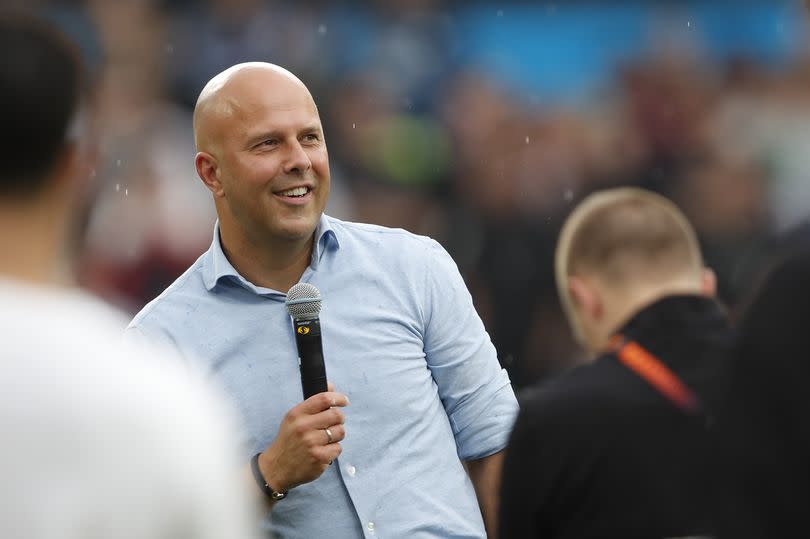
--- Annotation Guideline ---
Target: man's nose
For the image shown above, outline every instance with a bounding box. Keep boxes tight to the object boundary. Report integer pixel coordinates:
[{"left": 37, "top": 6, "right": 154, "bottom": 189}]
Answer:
[{"left": 283, "top": 140, "right": 312, "bottom": 174}]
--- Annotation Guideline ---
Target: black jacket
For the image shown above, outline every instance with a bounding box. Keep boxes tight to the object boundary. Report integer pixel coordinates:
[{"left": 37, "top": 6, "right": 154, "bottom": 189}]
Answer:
[
  {"left": 499, "top": 295, "right": 733, "bottom": 539},
  {"left": 718, "top": 250, "right": 810, "bottom": 539}
]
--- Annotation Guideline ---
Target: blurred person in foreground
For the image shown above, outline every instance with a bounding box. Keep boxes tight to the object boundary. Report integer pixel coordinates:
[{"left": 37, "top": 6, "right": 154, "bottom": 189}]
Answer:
[
  {"left": 718, "top": 248, "right": 810, "bottom": 538},
  {"left": 500, "top": 187, "right": 732, "bottom": 538},
  {"left": 0, "top": 13, "right": 257, "bottom": 539},
  {"left": 126, "top": 61, "right": 518, "bottom": 539}
]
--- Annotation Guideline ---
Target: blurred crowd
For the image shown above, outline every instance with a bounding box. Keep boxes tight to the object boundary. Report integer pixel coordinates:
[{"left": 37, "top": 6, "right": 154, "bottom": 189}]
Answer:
[{"left": 22, "top": 0, "right": 810, "bottom": 389}]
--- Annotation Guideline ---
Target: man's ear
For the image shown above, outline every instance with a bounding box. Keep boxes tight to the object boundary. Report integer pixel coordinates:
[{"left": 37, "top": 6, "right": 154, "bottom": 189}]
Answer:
[
  {"left": 195, "top": 152, "right": 223, "bottom": 196},
  {"left": 700, "top": 267, "right": 717, "bottom": 298},
  {"left": 568, "top": 276, "right": 603, "bottom": 321}
]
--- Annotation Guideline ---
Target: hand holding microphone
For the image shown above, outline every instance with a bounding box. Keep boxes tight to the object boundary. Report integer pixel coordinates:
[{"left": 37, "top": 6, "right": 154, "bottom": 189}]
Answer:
[{"left": 255, "top": 283, "right": 348, "bottom": 495}]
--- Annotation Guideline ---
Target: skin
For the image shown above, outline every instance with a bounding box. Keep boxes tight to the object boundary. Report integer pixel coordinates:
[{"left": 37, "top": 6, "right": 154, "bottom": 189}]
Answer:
[{"left": 467, "top": 451, "right": 506, "bottom": 538}]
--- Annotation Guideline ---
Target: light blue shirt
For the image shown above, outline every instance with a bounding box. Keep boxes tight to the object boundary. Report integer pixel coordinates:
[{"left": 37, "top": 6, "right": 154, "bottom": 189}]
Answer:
[{"left": 127, "top": 215, "right": 519, "bottom": 539}]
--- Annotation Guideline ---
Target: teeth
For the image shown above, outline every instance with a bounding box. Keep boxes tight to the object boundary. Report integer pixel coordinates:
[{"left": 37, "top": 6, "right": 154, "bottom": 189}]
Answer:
[{"left": 280, "top": 186, "right": 308, "bottom": 197}]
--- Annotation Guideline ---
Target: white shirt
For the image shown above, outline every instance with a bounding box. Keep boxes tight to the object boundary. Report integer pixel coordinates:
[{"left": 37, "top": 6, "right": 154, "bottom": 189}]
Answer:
[{"left": 0, "top": 278, "right": 257, "bottom": 539}]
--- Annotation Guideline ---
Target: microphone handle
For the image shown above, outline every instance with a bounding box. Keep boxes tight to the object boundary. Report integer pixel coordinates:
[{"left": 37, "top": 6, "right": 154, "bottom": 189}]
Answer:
[{"left": 293, "top": 317, "right": 328, "bottom": 399}]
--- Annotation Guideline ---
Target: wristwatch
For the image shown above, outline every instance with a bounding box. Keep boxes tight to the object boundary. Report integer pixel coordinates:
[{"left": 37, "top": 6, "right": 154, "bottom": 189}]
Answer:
[{"left": 250, "top": 452, "right": 288, "bottom": 501}]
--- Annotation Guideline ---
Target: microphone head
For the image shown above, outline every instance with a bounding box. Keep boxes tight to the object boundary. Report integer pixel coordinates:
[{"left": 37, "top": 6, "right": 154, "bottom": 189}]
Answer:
[{"left": 285, "top": 282, "right": 322, "bottom": 320}]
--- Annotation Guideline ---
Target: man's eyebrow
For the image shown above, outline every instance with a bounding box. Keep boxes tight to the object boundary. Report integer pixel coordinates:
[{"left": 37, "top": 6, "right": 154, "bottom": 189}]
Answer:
[
  {"left": 245, "top": 129, "right": 282, "bottom": 147},
  {"left": 299, "top": 123, "right": 324, "bottom": 134},
  {"left": 245, "top": 124, "right": 323, "bottom": 146}
]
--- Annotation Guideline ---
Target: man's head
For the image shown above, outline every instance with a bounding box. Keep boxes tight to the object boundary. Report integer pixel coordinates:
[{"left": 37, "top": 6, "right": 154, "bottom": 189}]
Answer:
[
  {"left": 0, "top": 13, "right": 96, "bottom": 284},
  {"left": 555, "top": 187, "right": 716, "bottom": 353},
  {"left": 193, "top": 62, "right": 330, "bottom": 248},
  {"left": 0, "top": 13, "right": 87, "bottom": 199}
]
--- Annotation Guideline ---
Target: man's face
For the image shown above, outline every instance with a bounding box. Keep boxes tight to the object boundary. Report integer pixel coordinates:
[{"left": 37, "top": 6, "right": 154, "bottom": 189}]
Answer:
[{"left": 212, "top": 72, "right": 330, "bottom": 245}]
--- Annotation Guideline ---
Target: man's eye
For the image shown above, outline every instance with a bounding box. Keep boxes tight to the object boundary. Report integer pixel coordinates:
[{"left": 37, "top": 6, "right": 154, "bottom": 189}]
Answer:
[
  {"left": 261, "top": 139, "right": 278, "bottom": 146},
  {"left": 303, "top": 134, "right": 319, "bottom": 141}
]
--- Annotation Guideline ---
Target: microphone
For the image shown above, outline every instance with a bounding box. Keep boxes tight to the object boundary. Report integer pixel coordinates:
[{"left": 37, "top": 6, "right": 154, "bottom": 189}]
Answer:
[{"left": 285, "top": 282, "right": 328, "bottom": 400}]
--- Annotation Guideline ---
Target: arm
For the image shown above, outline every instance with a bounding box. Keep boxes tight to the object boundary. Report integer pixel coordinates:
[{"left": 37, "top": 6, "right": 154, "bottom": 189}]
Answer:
[
  {"left": 243, "top": 463, "right": 279, "bottom": 511},
  {"left": 466, "top": 450, "right": 506, "bottom": 539},
  {"left": 420, "top": 239, "right": 519, "bottom": 459},
  {"left": 419, "top": 240, "right": 519, "bottom": 534}
]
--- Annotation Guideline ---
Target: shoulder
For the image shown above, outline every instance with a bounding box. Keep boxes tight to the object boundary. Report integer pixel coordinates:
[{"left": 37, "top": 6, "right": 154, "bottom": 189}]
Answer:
[
  {"left": 0, "top": 280, "right": 129, "bottom": 338},
  {"left": 326, "top": 217, "right": 457, "bottom": 289},
  {"left": 128, "top": 253, "right": 208, "bottom": 331},
  {"left": 328, "top": 215, "right": 444, "bottom": 256},
  {"left": 1, "top": 286, "right": 227, "bottom": 426}
]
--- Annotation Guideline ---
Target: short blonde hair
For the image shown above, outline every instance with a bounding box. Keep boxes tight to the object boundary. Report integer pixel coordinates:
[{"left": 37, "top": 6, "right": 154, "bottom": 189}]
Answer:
[{"left": 555, "top": 187, "right": 704, "bottom": 333}]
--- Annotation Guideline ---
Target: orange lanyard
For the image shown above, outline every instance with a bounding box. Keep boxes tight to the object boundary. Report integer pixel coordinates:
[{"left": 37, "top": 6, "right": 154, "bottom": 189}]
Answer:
[{"left": 607, "top": 335, "right": 701, "bottom": 414}]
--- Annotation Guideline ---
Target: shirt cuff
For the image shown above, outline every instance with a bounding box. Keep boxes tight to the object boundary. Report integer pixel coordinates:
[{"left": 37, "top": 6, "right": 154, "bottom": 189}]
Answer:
[{"left": 449, "top": 368, "right": 520, "bottom": 460}]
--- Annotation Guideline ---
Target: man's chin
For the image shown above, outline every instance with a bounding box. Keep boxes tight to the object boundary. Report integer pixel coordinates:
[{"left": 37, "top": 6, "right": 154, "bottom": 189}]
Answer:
[{"left": 273, "top": 218, "right": 320, "bottom": 242}]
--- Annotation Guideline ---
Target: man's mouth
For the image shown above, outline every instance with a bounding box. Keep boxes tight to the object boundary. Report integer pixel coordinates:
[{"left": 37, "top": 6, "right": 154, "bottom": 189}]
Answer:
[{"left": 277, "top": 186, "right": 311, "bottom": 198}]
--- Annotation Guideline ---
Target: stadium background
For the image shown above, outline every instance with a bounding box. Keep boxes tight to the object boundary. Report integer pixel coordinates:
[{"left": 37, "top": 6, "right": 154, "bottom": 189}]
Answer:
[{"left": 27, "top": 0, "right": 810, "bottom": 389}]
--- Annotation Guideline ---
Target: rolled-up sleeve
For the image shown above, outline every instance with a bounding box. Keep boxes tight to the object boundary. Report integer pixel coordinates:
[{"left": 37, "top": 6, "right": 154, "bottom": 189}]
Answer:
[{"left": 421, "top": 239, "right": 519, "bottom": 460}]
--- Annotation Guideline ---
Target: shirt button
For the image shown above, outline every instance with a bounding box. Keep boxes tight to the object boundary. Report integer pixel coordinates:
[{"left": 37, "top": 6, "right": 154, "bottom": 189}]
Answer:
[
  {"left": 346, "top": 465, "right": 356, "bottom": 477},
  {"left": 367, "top": 522, "right": 375, "bottom": 532}
]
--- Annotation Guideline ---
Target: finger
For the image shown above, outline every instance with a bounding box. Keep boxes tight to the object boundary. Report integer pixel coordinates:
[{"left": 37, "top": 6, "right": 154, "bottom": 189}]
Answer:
[
  {"left": 300, "top": 391, "right": 349, "bottom": 414},
  {"left": 327, "top": 381, "right": 335, "bottom": 392},
  {"left": 314, "top": 442, "right": 342, "bottom": 465},
  {"left": 323, "top": 424, "right": 346, "bottom": 444},
  {"left": 308, "top": 406, "right": 345, "bottom": 430},
  {"left": 308, "top": 425, "right": 342, "bottom": 447}
]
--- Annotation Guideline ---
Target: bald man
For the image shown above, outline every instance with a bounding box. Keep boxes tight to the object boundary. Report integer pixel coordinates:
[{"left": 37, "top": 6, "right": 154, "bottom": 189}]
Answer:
[
  {"left": 128, "top": 62, "right": 518, "bottom": 538},
  {"left": 499, "top": 187, "right": 732, "bottom": 538}
]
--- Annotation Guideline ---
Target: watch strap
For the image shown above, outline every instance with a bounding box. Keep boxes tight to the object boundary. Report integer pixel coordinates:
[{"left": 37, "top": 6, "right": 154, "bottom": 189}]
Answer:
[{"left": 250, "top": 452, "right": 287, "bottom": 501}]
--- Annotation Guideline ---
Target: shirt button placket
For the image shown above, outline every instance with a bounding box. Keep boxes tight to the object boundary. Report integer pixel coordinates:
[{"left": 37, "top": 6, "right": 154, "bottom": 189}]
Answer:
[{"left": 344, "top": 464, "right": 375, "bottom": 536}]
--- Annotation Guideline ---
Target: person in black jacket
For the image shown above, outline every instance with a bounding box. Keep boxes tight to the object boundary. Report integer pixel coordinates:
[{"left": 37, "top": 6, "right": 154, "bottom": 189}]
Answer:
[
  {"left": 499, "top": 187, "right": 732, "bottom": 539},
  {"left": 718, "top": 248, "right": 810, "bottom": 539}
]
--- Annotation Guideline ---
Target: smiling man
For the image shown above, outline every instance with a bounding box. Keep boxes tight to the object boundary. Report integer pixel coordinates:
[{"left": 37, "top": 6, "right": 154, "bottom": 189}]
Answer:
[{"left": 128, "top": 63, "right": 518, "bottom": 538}]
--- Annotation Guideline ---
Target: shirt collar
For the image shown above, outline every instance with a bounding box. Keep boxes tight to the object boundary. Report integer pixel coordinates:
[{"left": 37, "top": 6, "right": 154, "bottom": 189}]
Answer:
[{"left": 202, "top": 214, "right": 339, "bottom": 293}]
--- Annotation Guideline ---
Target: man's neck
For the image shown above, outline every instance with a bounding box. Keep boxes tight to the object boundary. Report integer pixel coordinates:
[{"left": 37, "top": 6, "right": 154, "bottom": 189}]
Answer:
[
  {"left": 598, "top": 279, "right": 704, "bottom": 347},
  {"left": 219, "top": 227, "right": 316, "bottom": 293},
  {"left": 0, "top": 201, "right": 72, "bottom": 286}
]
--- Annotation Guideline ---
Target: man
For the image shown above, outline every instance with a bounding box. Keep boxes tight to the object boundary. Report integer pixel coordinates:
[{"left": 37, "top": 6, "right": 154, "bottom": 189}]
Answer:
[
  {"left": 718, "top": 248, "right": 810, "bottom": 538},
  {"left": 0, "top": 14, "right": 256, "bottom": 539},
  {"left": 127, "top": 62, "right": 518, "bottom": 538},
  {"left": 499, "top": 187, "right": 732, "bottom": 538}
]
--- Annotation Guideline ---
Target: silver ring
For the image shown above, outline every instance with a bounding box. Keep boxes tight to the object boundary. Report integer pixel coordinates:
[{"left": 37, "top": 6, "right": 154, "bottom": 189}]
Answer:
[{"left": 324, "top": 428, "right": 333, "bottom": 444}]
